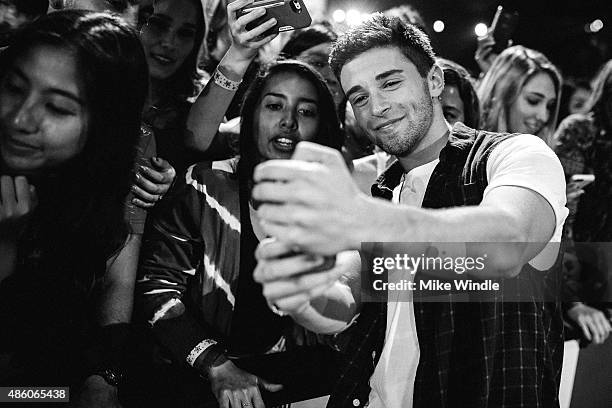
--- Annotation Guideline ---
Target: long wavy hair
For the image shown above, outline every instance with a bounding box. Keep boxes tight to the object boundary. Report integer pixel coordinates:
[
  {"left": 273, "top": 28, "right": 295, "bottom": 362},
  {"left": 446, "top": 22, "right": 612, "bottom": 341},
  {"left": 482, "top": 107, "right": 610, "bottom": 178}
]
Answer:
[
  {"left": 478, "top": 45, "right": 562, "bottom": 144},
  {"left": 237, "top": 60, "right": 343, "bottom": 189},
  {"left": 0, "top": 10, "right": 148, "bottom": 288},
  {"left": 582, "top": 60, "right": 612, "bottom": 132}
]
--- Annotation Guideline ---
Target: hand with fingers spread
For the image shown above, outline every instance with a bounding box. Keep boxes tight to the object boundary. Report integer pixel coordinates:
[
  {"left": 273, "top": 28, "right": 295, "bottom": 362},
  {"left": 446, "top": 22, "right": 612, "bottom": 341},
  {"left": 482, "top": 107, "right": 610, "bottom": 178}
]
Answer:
[
  {"left": 207, "top": 359, "right": 282, "bottom": 408},
  {"left": 252, "top": 141, "right": 374, "bottom": 255},
  {"left": 0, "top": 175, "right": 37, "bottom": 237},
  {"left": 568, "top": 303, "right": 612, "bottom": 345},
  {"left": 131, "top": 157, "right": 176, "bottom": 209},
  {"left": 475, "top": 31, "right": 498, "bottom": 74}
]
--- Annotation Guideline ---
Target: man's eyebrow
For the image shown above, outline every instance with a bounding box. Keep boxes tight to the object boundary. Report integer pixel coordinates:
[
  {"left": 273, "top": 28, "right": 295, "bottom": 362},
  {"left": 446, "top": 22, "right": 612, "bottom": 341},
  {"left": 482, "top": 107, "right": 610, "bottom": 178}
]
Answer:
[
  {"left": 375, "top": 69, "right": 404, "bottom": 81},
  {"left": 345, "top": 85, "right": 363, "bottom": 101},
  {"left": 345, "top": 69, "right": 405, "bottom": 101}
]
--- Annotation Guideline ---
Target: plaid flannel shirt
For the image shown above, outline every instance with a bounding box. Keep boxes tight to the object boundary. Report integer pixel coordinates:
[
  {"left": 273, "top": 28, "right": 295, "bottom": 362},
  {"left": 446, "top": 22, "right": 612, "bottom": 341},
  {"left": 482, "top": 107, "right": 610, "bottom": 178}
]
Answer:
[{"left": 327, "top": 123, "right": 564, "bottom": 408}]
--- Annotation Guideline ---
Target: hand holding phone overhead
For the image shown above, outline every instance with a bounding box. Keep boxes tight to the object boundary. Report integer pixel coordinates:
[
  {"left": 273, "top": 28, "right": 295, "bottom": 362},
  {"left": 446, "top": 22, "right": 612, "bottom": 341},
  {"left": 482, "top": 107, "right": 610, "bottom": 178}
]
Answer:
[{"left": 236, "top": 0, "right": 312, "bottom": 37}]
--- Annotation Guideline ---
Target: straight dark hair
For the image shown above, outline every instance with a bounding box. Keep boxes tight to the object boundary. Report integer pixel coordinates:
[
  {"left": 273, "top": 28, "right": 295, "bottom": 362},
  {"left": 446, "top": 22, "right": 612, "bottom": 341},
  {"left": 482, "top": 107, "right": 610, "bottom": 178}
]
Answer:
[
  {"left": 0, "top": 10, "right": 148, "bottom": 287},
  {"left": 238, "top": 60, "right": 343, "bottom": 189}
]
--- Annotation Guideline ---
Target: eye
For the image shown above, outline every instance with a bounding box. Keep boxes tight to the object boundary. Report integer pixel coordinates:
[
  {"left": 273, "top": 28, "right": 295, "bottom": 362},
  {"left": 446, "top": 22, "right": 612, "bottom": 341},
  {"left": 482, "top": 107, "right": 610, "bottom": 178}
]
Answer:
[
  {"left": 146, "top": 16, "right": 169, "bottom": 33},
  {"left": 351, "top": 94, "right": 368, "bottom": 107},
  {"left": 383, "top": 79, "right": 401, "bottom": 89},
  {"left": 443, "top": 108, "right": 458, "bottom": 122},
  {"left": 298, "top": 107, "right": 318, "bottom": 117},
  {"left": 177, "top": 28, "right": 196, "bottom": 39},
  {"left": 46, "top": 103, "right": 76, "bottom": 116},
  {"left": 526, "top": 96, "right": 542, "bottom": 106},
  {"left": 265, "top": 103, "right": 282, "bottom": 111}
]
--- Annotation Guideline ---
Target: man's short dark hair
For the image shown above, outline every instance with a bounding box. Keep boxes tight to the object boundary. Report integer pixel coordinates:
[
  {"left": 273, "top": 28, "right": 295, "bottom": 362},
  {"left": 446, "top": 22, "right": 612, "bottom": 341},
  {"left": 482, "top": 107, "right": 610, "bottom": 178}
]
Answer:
[{"left": 329, "top": 13, "right": 436, "bottom": 80}]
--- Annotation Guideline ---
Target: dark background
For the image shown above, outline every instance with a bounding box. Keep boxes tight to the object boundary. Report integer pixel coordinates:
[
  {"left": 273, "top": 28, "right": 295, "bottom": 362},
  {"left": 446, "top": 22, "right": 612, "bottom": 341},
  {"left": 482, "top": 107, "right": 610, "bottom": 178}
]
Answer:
[{"left": 327, "top": 0, "right": 610, "bottom": 80}]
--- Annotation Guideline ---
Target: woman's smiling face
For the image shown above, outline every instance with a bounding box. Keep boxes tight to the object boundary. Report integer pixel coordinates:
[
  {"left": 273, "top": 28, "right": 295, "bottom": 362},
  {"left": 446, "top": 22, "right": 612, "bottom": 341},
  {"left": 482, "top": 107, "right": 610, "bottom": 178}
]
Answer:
[{"left": 0, "top": 45, "right": 89, "bottom": 175}]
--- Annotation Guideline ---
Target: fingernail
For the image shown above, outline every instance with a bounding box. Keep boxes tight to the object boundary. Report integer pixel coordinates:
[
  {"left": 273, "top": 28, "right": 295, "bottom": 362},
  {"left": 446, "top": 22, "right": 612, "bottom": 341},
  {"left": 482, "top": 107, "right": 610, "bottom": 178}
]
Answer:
[
  {"left": 270, "top": 18, "right": 277, "bottom": 24},
  {"left": 132, "top": 198, "right": 138, "bottom": 204},
  {"left": 139, "top": 165, "right": 148, "bottom": 173}
]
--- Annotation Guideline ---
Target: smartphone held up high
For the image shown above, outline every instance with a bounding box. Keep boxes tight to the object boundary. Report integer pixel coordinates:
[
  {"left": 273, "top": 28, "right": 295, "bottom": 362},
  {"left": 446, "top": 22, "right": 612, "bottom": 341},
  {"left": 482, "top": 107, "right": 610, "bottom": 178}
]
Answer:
[{"left": 237, "top": 0, "right": 312, "bottom": 37}]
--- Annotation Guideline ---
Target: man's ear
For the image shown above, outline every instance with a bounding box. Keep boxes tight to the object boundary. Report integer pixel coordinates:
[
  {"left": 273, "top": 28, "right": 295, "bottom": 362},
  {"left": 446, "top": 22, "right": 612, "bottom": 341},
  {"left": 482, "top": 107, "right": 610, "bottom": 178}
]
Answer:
[{"left": 427, "top": 64, "right": 445, "bottom": 98}]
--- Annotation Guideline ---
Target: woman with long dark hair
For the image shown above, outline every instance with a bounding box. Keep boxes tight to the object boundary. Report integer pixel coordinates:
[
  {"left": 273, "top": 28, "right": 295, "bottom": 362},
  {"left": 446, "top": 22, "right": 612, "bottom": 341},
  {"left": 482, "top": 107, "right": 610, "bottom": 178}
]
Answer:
[
  {"left": 0, "top": 7, "right": 148, "bottom": 400},
  {"left": 136, "top": 60, "right": 343, "bottom": 408}
]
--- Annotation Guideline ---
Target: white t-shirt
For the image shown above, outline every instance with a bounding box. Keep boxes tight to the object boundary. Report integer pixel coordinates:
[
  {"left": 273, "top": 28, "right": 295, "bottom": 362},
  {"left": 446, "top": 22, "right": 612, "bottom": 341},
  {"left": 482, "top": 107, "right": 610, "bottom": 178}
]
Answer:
[{"left": 367, "top": 134, "right": 568, "bottom": 408}]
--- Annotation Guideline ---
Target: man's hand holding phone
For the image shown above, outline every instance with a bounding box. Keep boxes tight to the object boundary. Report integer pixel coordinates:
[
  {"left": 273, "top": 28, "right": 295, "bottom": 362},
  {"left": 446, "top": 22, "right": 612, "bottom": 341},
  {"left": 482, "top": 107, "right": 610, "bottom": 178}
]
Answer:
[{"left": 253, "top": 142, "right": 372, "bottom": 255}]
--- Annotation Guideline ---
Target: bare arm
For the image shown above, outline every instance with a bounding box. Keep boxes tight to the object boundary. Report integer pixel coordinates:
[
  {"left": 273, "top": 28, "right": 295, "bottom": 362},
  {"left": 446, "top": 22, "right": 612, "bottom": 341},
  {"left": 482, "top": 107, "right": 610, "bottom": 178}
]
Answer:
[
  {"left": 185, "top": 0, "right": 278, "bottom": 153},
  {"left": 253, "top": 142, "right": 561, "bottom": 278},
  {"left": 98, "top": 234, "right": 142, "bottom": 325}
]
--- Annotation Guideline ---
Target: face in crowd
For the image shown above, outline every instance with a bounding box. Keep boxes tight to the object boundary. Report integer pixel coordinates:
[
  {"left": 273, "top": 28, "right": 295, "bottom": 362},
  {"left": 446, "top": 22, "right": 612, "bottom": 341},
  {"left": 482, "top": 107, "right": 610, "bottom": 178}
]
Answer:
[
  {"left": 254, "top": 71, "right": 320, "bottom": 161},
  {"left": 139, "top": 0, "right": 198, "bottom": 81},
  {"left": 440, "top": 84, "right": 464, "bottom": 125},
  {"left": 568, "top": 86, "right": 591, "bottom": 115},
  {"left": 507, "top": 71, "right": 557, "bottom": 136},
  {"left": 296, "top": 42, "right": 344, "bottom": 108},
  {"left": 49, "top": 0, "right": 138, "bottom": 25},
  {"left": 0, "top": 44, "right": 89, "bottom": 175},
  {"left": 340, "top": 47, "right": 436, "bottom": 157}
]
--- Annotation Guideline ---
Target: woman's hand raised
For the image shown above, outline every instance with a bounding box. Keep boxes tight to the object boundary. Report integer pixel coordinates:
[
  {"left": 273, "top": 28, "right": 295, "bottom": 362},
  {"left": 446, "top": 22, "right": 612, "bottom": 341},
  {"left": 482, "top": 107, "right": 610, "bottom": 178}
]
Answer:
[
  {"left": 0, "top": 175, "right": 37, "bottom": 237},
  {"left": 225, "top": 0, "right": 279, "bottom": 65}
]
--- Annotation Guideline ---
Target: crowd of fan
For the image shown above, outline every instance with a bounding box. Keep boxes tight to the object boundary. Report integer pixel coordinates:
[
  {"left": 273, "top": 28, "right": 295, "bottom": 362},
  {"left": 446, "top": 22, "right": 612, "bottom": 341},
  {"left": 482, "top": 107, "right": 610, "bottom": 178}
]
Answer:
[{"left": 0, "top": 1, "right": 611, "bottom": 407}]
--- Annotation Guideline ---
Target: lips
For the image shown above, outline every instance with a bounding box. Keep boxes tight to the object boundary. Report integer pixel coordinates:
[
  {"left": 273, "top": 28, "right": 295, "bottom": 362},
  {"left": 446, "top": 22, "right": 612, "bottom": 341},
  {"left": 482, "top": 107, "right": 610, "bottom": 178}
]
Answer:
[
  {"left": 374, "top": 116, "right": 404, "bottom": 131},
  {"left": 271, "top": 135, "right": 298, "bottom": 153},
  {"left": 150, "top": 52, "right": 176, "bottom": 66},
  {"left": 3, "top": 135, "right": 40, "bottom": 153}
]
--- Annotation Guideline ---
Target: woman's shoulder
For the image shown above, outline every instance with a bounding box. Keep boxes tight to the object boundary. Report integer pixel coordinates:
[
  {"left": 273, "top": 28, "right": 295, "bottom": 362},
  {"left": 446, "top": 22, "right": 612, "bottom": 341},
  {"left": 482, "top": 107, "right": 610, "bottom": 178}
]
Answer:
[{"left": 179, "top": 160, "right": 239, "bottom": 198}]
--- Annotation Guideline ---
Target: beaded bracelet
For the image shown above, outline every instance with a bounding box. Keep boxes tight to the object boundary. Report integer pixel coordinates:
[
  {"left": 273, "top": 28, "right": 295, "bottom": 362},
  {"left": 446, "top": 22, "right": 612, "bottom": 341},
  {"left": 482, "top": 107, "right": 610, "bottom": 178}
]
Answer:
[
  {"left": 213, "top": 68, "right": 242, "bottom": 92},
  {"left": 186, "top": 338, "right": 218, "bottom": 367}
]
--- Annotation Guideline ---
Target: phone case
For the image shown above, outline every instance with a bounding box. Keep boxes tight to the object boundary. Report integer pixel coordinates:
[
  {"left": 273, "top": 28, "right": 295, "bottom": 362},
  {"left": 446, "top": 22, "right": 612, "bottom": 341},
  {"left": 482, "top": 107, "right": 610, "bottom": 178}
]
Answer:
[{"left": 238, "top": 0, "right": 312, "bottom": 36}]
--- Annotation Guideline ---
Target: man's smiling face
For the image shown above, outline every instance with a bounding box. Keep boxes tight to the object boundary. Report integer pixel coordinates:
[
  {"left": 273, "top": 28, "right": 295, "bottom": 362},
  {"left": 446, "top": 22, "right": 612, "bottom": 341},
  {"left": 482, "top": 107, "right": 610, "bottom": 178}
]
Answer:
[{"left": 340, "top": 47, "right": 434, "bottom": 157}]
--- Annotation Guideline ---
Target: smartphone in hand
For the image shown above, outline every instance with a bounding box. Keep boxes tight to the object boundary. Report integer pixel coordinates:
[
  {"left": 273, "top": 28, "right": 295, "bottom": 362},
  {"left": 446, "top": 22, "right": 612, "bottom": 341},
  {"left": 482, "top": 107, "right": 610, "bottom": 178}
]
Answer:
[{"left": 237, "top": 0, "right": 312, "bottom": 37}]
